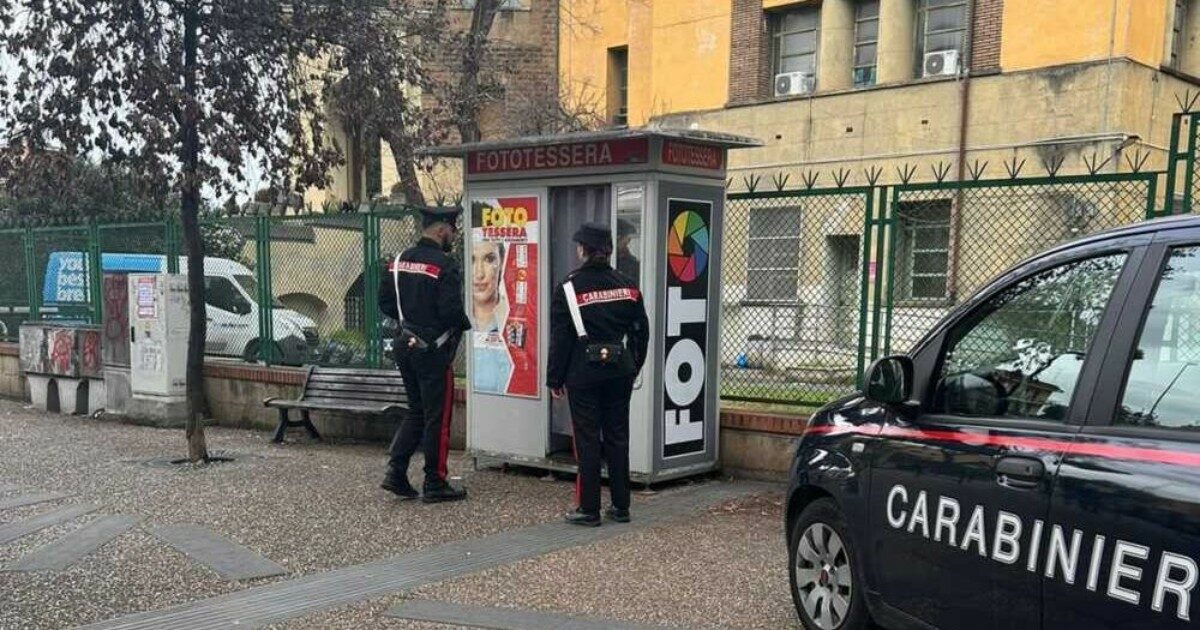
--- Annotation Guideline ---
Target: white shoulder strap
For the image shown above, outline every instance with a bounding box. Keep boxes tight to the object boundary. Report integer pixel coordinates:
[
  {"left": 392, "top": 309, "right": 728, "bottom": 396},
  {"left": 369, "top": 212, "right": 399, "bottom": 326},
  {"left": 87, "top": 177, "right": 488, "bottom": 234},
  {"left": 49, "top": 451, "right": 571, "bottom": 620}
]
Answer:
[
  {"left": 392, "top": 254, "right": 405, "bottom": 322},
  {"left": 562, "top": 281, "right": 587, "bottom": 339}
]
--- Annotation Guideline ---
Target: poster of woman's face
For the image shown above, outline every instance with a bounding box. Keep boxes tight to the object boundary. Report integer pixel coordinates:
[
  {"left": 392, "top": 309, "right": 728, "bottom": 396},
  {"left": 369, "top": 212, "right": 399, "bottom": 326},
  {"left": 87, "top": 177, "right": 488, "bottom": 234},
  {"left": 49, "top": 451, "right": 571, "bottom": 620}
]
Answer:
[{"left": 472, "top": 241, "right": 506, "bottom": 331}]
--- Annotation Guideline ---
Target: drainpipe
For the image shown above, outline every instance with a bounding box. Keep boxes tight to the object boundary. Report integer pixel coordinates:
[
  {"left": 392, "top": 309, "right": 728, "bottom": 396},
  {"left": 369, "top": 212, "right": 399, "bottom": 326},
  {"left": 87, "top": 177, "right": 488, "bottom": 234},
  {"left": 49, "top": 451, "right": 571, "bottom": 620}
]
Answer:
[{"left": 949, "top": 0, "right": 977, "bottom": 302}]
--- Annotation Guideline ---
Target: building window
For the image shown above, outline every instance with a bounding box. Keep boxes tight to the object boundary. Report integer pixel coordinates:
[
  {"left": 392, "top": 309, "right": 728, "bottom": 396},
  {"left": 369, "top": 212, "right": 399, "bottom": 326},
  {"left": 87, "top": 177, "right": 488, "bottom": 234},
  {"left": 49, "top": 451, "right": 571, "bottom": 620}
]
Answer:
[
  {"left": 747, "top": 206, "right": 803, "bottom": 302},
  {"left": 770, "top": 6, "right": 820, "bottom": 91},
  {"left": 854, "top": 1, "right": 880, "bottom": 87},
  {"left": 897, "top": 200, "right": 951, "bottom": 301},
  {"left": 608, "top": 47, "right": 629, "bottom": 126},
  {"left": 916, "top": 0, "right": 968, "bottom": 77},
  {"left": 1170, "top": 0, "right": 1189, "bottom": 69}
]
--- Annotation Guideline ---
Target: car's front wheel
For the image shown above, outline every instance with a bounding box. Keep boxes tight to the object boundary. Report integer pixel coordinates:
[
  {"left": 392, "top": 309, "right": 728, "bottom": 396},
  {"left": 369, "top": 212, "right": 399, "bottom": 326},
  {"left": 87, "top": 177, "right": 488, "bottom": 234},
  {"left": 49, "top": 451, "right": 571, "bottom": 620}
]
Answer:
[{"left": 789, "top": 498, "right": 870, "bottom": 630}]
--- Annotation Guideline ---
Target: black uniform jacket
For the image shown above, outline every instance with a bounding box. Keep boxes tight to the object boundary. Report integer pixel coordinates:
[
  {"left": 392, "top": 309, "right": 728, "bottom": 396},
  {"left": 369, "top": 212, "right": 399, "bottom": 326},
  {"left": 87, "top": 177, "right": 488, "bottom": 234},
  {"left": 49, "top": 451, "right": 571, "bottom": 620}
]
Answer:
[
  {"left": 547, "top": 260, "right": 650, "bottom": 389},
  {"left": 378, "top": 238, "right": 472, "bottom": 357}
]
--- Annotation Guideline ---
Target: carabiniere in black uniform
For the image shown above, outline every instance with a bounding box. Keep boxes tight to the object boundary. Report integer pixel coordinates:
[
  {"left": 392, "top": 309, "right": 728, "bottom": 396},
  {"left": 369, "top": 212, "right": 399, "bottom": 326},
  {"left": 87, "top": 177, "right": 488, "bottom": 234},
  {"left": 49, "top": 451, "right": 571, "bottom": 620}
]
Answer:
[
  {"left": 378, "top": 206, "right": 472, "bottom": 503},
  {"left": 548, "top": 222, "right": 650, "bottom": 527}
]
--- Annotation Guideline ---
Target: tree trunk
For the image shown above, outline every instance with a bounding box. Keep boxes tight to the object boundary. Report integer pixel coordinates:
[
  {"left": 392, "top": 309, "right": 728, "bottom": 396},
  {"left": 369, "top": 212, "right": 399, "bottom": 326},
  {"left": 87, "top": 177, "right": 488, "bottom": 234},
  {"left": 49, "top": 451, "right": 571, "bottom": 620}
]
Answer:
[
  {"left": 457, "top": 0, "right": 501, "bottom": 144},
  {"left": 181, "top": 1, "right": 209, "bottom": 462},
  {"left": 383, "top": 129, "right": 426, "bottom": 206}
]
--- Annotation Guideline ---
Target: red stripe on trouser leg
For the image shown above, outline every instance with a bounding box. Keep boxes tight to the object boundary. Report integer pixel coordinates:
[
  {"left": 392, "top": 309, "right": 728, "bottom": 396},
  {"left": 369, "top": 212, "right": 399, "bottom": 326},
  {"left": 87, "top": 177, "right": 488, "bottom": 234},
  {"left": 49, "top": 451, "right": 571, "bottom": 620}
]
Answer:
[
  {"left": 570, "top": 434, "right": 581, "bottom": 507},
  {"left": 438, "top": 368, "right": 452, "bottom": 481}
]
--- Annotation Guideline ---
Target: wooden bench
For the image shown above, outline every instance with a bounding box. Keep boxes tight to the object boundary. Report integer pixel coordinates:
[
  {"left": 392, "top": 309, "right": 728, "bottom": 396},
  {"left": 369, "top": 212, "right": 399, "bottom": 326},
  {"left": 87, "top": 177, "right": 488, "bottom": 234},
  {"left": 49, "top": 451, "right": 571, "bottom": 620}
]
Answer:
[{"left": 263, "top": 366, "right": 408, "bottom": 443}]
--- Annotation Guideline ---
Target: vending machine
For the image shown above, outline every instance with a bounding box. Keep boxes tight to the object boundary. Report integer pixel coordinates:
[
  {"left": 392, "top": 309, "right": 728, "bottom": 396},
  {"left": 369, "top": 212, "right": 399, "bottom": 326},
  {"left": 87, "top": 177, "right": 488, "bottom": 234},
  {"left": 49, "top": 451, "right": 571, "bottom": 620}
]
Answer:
[
  {"left": 427, "top": 129, "right": 759, "bottom": 482},
  {"left": 127, "top": 273, "right": 189, "bottom": 424}
]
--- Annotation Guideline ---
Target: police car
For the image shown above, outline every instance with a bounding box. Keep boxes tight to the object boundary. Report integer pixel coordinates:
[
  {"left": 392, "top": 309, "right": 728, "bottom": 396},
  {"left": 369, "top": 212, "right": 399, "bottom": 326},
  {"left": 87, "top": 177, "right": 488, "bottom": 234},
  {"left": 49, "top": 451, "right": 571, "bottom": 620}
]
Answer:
[{"left": 787, "top": 216, "right": 1200, "bottom": 630}]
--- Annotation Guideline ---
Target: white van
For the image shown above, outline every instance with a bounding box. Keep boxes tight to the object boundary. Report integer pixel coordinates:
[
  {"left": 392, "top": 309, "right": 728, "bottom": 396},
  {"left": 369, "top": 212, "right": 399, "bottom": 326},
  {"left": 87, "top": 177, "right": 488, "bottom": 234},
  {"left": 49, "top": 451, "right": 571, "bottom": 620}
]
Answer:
[{"left": 43, "top": 252, "right": 317, "bottom": 364}]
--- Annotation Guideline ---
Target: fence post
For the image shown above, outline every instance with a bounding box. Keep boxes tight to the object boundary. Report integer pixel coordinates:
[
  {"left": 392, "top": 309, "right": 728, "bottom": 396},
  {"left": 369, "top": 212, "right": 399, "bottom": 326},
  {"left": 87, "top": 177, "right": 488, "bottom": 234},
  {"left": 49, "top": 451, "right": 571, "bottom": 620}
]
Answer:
[
  {"left": 87, "top": 221, "right": 102, "bottom": 325},
  {"left": 1147, "top": 172, "right": 1160, "bottom": 220},
  {"left": 1185, "top": 114, "right": 1198, "bottom": 216},
  {"left": 165, "top": 217, "right": 180, "bottom": 273},
  {"left": 363, "top": 210, "right": 381, "bottom": 367},
  {"left": 254, "top": 216, "right": 275, "bottom": 365},
  {"left": 23, "top": 227, "right": 39, "bottom": 322},
  {"left": 855, "top": 188, "right": 876, "bottom": 389},
  {"left": 1165, "top": 112, "right": 1183, "bottom": 217},
  {"left": 881, "top": 186, "right": 900, "bottom": 357},
  {"left": 869, "top": 187, "right": 889, "bottom": 362}
]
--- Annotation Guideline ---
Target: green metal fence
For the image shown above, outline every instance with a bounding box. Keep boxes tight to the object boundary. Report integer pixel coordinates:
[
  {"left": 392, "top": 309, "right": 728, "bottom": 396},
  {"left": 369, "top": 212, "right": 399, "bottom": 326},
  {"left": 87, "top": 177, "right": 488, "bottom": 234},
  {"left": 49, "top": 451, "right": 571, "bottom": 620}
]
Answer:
[{"left": 8, "top": 107, "right": 1200, "bottom": 405}]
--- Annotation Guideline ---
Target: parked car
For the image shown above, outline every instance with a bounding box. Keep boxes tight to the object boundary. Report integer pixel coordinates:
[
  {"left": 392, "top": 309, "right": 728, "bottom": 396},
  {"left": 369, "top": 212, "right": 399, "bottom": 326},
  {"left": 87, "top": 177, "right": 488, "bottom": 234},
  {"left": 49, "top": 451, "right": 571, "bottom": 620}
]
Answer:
[
  {"left": 787, "top": 215, "right": 1200, "bottom": 630},
  {"left": 43, "top": 252, "right": 317, "bottom": 365}
]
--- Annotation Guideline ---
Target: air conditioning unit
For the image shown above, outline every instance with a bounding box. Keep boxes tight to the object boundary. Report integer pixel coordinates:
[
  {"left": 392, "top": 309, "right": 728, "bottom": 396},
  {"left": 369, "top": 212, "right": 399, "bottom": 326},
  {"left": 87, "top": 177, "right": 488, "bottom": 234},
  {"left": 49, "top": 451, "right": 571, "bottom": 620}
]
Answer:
[
  {"left": 774, "top": 71, "right": 815, "bottom": 97},
  {"left": 923, "top": 50, "right": 961, "bottom": 78}
]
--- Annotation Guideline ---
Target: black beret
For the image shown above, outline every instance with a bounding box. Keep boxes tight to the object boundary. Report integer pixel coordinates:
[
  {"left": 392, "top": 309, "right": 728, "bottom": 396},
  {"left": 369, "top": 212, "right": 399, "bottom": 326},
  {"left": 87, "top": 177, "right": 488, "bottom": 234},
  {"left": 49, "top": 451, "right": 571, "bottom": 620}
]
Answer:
[
  {"left": 419, "top": 205, "right": 463, "bottom": 229},
  {"left": 572, "top": 221, "right": 613, "bottom": 250}
]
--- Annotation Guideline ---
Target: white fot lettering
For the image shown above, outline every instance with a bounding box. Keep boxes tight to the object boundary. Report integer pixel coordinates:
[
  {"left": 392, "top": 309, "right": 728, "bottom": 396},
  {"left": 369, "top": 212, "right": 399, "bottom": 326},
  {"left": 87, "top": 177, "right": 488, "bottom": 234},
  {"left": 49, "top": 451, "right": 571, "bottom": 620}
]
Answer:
[
  {"left": 666, "top": 286, "right": 706, "bottom": 336},
  {"left": 993, "top": 511, "right": 1023, "bottom": 565},
  {"left": 907, "top": 491, "right": 930, "bottom": 538},
  {"left": 1045, "top": 525, "right": 1084, "bottom": 585},
  {"left": 664, "top": 338, "right": 704, "bottom": 406},
  {"left": 960, "top": 505, "right": 988, "bottom": 557},
  {"left": 1108, "top": 540, "right": 1151, "bottom": 606},
  {"left": 934, "top": 497, "right": 961, "bottom": 546},
  {"left": 1152, "top": 552, "right": 1198, "bottom": 621},
  {"left": 886, "top": 485, "right": 909, "bottom": 529}
]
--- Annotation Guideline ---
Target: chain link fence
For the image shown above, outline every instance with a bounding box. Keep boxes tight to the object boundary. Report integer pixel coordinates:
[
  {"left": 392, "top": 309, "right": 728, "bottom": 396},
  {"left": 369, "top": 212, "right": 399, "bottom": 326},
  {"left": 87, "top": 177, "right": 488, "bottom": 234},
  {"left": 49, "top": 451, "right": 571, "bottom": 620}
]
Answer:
[{"left": 722, "top": 188, "right": 873, "bottom": 404}]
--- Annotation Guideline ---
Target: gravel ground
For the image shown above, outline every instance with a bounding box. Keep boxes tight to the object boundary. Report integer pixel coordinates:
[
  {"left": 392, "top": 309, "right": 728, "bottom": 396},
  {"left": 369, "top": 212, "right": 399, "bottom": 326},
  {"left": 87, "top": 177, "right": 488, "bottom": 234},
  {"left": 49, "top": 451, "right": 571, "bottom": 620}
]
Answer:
[
  {"left": 0, "top": 399, "right": 573, "bottom": 629},
  {"left": 0, "top": 400, "right": 794, "bottom": 630},
  {"left": 270, "top": 494, "right": 799, "bottom": 630}
]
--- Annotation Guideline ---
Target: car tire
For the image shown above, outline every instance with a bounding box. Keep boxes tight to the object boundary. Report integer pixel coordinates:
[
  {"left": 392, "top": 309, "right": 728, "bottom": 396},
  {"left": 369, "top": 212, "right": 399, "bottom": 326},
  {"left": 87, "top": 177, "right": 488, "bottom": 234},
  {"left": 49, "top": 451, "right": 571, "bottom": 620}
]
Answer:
[
  {"left": 242, "top": 340, "right": 260, "bottom": 363},
  {"left": 789, "top": 498, "right": 871, "bottom": 630}
]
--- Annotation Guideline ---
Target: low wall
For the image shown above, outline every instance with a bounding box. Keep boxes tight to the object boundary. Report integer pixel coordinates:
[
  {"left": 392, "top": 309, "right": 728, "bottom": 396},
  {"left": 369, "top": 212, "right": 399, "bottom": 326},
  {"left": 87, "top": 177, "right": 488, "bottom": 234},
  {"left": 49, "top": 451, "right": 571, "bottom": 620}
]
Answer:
[{"left": 0, "top": 343, "right": 804, "bottom": 479}]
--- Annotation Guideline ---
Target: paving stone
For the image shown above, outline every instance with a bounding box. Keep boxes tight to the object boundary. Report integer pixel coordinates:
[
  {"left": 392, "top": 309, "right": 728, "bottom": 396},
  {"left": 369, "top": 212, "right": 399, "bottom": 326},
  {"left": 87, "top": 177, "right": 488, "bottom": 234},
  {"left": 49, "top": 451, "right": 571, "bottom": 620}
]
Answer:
[
  {"left": 0, "top": 492, "right": 69, "bottom": 511},
  {"left": 150, "top": 524, "right": 287, "bottom": 581},
  {"left": 0, "top": 503, "right": 99, "bottom": 545},
  {"left": 76, "top": 482, "right": 764, "bottom": 630},
  {"left": 7, "top": 515, "right": 139, "bottom": 571},
  {"left": 386, "top": 599, "right": 682, "bottom": 630}
]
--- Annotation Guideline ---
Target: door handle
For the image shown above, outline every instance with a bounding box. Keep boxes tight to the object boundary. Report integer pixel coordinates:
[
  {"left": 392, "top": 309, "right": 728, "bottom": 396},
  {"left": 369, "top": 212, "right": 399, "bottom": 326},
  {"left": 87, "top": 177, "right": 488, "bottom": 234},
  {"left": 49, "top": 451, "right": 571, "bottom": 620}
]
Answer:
[{"left": 996, "top": 456, "right": 1045, "bottom": 489}]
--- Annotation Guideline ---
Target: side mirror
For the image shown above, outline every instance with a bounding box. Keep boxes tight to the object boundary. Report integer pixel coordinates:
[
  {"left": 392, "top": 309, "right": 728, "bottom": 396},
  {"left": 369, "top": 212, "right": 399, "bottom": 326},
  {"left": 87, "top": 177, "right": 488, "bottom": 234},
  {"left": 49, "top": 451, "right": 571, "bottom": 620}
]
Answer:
[{"left": 865, "top": 355, "right": 914, "bottom": 405}]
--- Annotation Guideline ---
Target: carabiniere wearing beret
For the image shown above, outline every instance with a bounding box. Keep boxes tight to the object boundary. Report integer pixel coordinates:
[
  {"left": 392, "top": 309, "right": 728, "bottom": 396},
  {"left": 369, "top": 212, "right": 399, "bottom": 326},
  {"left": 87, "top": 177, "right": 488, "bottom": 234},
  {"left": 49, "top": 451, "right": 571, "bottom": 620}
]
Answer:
[{"left": 548, "top": 221, "right": 650, "bottom": 527}]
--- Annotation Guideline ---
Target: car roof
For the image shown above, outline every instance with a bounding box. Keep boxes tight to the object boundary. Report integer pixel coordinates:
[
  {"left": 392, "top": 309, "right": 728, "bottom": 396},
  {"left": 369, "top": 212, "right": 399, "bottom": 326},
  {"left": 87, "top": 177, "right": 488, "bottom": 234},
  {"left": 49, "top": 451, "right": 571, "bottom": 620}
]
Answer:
[{"left": 1022, "top": 214, "right": 1200, "bottom": 266}]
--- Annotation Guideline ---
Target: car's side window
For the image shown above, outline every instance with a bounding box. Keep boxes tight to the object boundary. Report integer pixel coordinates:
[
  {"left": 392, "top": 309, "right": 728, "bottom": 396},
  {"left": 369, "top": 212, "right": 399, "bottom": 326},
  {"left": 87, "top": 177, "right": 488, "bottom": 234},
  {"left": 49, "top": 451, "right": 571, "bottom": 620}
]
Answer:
[
  {"left": 1117, "top": 246, "right": 1200, "bottom": 430},
  {"left": 205, "top": 276, "right": 251, "bottom": 315},
  {"left": 932, "top": 254, "right": 1127, "bottom": 421}
]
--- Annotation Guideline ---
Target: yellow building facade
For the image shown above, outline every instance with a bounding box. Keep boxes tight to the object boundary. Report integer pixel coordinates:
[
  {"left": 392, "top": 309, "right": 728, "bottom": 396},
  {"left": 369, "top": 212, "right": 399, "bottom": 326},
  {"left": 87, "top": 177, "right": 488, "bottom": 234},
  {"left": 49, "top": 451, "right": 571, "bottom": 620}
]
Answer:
[{"left": 560, "top": 0, "right": 1200, "bottom": 184}]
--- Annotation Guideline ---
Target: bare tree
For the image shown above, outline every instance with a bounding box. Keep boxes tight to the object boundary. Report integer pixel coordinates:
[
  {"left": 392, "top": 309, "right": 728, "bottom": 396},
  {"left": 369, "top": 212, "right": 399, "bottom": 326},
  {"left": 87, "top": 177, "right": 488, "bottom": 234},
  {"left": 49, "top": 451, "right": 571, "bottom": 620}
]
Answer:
[{"left": 0, "top": 1, "right": 418, "bottom": 461}]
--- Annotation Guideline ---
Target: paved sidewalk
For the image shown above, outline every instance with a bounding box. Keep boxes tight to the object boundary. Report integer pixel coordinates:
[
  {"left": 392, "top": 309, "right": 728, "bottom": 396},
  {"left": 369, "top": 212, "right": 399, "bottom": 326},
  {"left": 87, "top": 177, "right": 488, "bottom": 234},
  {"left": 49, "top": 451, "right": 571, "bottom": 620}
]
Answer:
[{"left": 0, "top": 399, "right": 797, "bottom": 629}]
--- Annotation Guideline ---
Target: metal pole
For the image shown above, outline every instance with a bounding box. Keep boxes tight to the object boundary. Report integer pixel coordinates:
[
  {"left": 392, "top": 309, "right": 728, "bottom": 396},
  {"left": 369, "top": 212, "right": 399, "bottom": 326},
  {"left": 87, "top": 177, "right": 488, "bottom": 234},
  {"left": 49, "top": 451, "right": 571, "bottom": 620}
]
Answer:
[
  {"left": 363, "top": 211, "right": 381, "bottom": 367},
  {"left": 1164, "top": 112, "right": 1183, "bottom": 216},
  {"left": 87, "top": 221, "right": 102, "bottom": 325},
  {"left": 1185, "top": 113, "right": 1198, "bottom": 215},
  {"left": 165, "top": 218, "right": 180, "bottom": 273},
  {"left": 855, "top": 189, "right": 875, "bottom": 389},
  {"left": 869, "top": 187, "right": 888, "bottom": 362},
  {"left": 882, "top": 187, "right": 899, "bottom": 356},
  {"left": 24, "top": 228, "right": 39, "bottom": 322}
]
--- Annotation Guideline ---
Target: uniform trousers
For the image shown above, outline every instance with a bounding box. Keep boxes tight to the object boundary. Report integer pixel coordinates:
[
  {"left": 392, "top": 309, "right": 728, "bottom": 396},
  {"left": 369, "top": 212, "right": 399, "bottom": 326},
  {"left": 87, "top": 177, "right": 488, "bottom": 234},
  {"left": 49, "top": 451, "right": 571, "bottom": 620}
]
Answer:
[
  {"left": 568, "top": 376, "right": 634, "bottom": 514},
  {"left": 389, "top": 347, "right": 454, "bottom": 484}
]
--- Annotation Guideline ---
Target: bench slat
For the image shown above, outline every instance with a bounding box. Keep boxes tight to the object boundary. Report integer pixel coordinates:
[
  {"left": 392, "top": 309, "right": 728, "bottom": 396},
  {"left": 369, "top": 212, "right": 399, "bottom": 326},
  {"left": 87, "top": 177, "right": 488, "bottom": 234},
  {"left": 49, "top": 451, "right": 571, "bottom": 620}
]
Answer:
[
  {"left": 311, "top": 368, "right": 405, "bottom": 378},
  {"left": 299, "top": 397, "right": 405, "bottom": 410},
  {"left": 268, "top": 399, "right": 403, "bottom": 412},
  {"left": 309, "top": 374, "right": 405, "bottom": 386},
  {"left": 306, "top": 382, "right": 401, "bottom": 395},
  {"left": 302, "top": 390, "right": 407, "bottom": 403}
]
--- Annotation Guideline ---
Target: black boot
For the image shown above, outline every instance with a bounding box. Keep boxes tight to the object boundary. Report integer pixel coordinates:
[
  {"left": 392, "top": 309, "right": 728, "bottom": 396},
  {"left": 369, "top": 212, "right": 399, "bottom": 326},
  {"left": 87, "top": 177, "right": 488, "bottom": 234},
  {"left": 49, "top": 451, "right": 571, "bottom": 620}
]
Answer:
[
  {"left": 381, "top": 471, "right": 419, "bottom": 500},
  {"left": 422, "top": 480, "right": 467, "bottom": 503},
  {"left": 605, "top": 507, "right": 631, "bottom": 523},
  {"left": 565, "top": 508, "right": 601, "bottom": 527}
]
